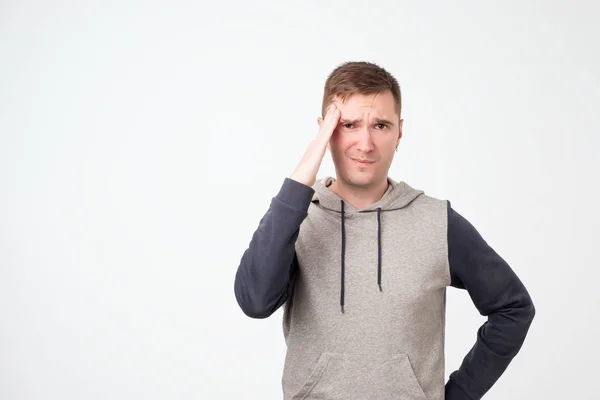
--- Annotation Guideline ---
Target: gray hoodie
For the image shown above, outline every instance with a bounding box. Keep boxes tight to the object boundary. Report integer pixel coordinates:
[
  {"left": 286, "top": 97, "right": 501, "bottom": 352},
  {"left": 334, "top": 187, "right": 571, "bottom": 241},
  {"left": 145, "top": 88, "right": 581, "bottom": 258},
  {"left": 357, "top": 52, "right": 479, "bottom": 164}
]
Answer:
[{"left": 234, "top": 177, "right": 535, "bottom": 400}]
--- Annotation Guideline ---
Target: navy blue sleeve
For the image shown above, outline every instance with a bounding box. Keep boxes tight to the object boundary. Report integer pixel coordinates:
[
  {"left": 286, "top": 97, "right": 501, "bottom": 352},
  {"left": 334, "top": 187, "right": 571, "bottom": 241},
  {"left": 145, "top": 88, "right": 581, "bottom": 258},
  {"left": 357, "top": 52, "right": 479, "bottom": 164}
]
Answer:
[
  {"left": 233, "top": 178, "right": 314, "bottom": 319},
  {"left": 444, "top": 201, "right": 535, "bottom": 400}
]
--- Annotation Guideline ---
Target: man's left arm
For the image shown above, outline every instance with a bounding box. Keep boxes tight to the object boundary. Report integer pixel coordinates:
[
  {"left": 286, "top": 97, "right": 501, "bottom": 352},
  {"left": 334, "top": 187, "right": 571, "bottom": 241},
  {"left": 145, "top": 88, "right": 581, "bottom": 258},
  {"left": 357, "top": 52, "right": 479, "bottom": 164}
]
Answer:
[{"left": 444, "top": 201, "right": 536, "bottom": 400}]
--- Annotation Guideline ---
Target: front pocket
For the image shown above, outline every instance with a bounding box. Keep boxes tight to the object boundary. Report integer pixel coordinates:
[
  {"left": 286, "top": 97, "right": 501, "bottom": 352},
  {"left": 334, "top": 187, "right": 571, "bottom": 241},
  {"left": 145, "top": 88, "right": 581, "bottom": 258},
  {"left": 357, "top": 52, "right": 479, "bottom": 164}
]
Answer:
[{"left": 292, "top": 352, "right": 428, "bottom": 400}]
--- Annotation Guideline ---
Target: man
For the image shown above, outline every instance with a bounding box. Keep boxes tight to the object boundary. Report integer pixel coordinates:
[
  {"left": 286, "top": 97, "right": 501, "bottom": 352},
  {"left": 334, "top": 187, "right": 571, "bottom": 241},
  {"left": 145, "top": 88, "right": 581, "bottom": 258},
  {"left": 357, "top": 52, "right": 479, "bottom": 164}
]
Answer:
[{"left": 234, "top": 61, "right": 535, "bottom": 400}]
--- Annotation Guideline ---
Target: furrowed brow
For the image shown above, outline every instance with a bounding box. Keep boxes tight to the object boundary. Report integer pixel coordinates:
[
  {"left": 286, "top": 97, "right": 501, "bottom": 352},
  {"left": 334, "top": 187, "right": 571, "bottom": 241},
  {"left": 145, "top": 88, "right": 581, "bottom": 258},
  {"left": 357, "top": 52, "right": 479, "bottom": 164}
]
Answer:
[{"left": 339, "top": 118, "right": 361, "bottom": 125}]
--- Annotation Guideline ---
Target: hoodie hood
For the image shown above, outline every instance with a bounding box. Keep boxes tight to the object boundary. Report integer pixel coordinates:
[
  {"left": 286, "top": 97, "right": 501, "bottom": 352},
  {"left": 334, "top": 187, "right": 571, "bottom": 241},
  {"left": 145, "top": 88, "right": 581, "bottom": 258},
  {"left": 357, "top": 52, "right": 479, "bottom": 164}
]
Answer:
[
  {"left": 312, "top": 176, "right": 424, "bottom": 213},
  {"left": 310, "top": 177, "right": 424, "bottom": 313}
]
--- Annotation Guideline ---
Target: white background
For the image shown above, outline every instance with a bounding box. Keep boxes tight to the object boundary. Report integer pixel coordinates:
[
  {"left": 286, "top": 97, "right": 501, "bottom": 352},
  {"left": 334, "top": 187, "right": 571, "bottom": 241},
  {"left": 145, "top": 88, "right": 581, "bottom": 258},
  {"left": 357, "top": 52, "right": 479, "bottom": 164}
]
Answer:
[{"left": 1, "top": 1, "right": 599, "bottom": 399}]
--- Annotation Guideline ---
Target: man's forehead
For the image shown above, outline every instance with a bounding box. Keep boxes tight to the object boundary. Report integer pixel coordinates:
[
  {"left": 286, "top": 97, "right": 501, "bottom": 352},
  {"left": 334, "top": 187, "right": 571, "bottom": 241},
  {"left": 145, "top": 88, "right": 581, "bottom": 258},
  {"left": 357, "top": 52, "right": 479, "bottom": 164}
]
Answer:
[
  {"left": 332, "top": 94, "right": 397, "bottom": 116},
  {"left": 335, "top": 103, "right": 396, "bottom": 122}
]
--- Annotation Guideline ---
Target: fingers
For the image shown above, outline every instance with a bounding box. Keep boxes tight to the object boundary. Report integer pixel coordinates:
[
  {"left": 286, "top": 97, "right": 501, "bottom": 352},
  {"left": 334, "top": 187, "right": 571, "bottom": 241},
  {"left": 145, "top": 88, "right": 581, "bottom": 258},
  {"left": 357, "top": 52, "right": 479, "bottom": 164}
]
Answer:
[
  {"left": 325, "top": 104, "right": 341, "bottom": 125},
  {"left": 319, "top": 104, "right": 341, "bottom": 141},
  {"left": 289, "top": 104, "right": 341, "bottom": 187}
]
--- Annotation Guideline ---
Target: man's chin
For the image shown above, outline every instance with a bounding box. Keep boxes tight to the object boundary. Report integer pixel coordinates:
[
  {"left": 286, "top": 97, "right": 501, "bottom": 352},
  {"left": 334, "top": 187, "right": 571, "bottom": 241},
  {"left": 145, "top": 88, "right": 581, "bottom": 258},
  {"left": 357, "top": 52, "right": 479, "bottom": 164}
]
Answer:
[{"left": 342, "top": 172, "right": 378, "bottom": 188}]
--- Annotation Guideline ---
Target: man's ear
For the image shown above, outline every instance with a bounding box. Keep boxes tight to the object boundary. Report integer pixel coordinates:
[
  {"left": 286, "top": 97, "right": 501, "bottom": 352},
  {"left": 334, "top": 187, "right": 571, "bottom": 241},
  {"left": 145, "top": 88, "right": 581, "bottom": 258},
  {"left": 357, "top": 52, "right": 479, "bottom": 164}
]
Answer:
[{"left": 397, "top": 118, "right": 404, "bottom": 146}]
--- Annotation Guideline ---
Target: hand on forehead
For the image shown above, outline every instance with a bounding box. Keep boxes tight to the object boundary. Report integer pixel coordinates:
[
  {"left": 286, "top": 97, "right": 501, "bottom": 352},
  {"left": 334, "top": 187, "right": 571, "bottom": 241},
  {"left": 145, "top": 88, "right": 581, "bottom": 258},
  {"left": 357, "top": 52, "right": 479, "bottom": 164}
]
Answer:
[{"left": 331, "top": 92, "right": 399, "bottom": 126}]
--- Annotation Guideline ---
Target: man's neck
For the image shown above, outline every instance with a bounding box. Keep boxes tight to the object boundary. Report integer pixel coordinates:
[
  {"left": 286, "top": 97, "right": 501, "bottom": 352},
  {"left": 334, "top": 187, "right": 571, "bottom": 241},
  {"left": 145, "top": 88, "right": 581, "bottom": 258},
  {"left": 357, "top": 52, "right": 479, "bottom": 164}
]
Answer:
[{"left": 329, "top": 178, "right": 389, "bottom": 210}]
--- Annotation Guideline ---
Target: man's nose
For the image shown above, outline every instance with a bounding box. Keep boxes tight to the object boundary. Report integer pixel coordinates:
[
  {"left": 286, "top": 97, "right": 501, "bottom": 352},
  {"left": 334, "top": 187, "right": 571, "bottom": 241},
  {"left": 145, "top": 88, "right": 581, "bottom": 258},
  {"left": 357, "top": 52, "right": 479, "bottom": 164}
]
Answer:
[{"left": 356, "top": 127, "right": 375, "bottom": 152}]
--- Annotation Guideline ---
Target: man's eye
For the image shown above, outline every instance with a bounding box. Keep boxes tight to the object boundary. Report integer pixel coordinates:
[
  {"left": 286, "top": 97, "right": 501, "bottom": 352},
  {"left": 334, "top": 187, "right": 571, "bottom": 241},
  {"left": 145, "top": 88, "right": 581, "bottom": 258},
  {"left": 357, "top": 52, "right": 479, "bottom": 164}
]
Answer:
[
  {"left": 342, "top": 123, "right": 353, "bottom": 128},
  {"left": 376, "top": 123, "right": 387, "bottom": 129}
]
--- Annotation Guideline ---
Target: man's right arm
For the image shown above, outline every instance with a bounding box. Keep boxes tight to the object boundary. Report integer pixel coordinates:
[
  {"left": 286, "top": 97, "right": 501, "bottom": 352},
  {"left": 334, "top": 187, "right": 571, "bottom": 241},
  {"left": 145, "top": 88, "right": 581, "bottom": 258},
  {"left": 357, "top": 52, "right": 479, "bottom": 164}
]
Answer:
[
  {"left": 235, "top": 104, "right": 341, "bottom": 318},
  {"left": 233, "top": 178, "right": 315, "bottom": 319}
]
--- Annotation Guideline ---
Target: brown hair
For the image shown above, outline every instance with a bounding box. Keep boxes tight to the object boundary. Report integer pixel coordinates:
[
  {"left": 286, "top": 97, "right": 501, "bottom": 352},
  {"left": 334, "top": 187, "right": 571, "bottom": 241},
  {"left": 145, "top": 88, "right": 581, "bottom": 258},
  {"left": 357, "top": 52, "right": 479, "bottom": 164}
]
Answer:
[{"left": 321, "top": 61, "right": 402, "bottom": 118}]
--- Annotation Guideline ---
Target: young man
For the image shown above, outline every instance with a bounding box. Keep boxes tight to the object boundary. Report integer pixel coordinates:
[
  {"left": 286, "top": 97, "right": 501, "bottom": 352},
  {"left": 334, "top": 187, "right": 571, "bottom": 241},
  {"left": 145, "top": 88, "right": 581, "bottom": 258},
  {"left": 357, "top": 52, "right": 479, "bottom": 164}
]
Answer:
[{"left": 234, "top": 61, "right": 535, "bottom": 400}]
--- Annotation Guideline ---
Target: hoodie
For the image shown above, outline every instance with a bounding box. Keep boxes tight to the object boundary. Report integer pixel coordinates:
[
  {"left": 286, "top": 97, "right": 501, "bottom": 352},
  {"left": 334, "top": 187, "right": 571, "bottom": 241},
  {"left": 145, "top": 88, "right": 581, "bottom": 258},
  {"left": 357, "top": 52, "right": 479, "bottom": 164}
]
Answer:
[{"left": 234, "top": 177, "right": 535, "bottom": 400}]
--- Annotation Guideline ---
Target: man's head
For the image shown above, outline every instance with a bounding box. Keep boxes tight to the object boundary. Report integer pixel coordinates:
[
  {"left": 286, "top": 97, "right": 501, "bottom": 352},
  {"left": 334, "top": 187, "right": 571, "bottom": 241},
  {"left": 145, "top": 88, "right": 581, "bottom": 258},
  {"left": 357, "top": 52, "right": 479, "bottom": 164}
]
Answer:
[{"left": 318, "top": 61, "right": 403, "bottom": 193}]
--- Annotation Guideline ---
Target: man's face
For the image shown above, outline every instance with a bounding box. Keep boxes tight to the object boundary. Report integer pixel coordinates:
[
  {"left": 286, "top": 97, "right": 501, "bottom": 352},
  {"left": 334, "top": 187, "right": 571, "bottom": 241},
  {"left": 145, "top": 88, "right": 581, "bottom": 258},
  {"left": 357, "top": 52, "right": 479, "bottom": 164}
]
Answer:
[{"left": 319, "top": 91, "right": 402, "bottom": 190}]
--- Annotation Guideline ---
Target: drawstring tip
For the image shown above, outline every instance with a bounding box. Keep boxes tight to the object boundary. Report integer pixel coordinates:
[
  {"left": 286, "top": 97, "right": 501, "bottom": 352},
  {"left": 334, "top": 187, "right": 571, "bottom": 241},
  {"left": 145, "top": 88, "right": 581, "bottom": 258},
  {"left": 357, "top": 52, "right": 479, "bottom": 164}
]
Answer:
[
  {"left": 378, "top": 283, "right": 383, "bottom": 292},
  {"left": 340, "top": 305, "right": 345, "bottom": 314}
]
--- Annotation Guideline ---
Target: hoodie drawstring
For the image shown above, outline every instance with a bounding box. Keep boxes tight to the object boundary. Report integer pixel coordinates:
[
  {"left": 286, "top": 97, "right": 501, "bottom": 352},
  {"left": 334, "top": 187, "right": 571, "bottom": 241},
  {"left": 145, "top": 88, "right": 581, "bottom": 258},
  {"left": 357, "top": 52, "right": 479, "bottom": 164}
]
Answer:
[
  {"left": 340, "top": 200, "right": 346, "bottom": 314},
  {"left": 339, "top": 200, "right": 383, "bottom": 313},
  {"left": 377, "top": 207, "right": 382, "bottom": 291}
]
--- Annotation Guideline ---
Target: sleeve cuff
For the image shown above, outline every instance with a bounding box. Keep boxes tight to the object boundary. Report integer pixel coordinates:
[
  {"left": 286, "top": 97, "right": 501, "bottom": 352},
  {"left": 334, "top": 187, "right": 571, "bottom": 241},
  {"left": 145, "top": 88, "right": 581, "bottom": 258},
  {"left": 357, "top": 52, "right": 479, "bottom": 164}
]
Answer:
[{"left": 445, "top": 379, "right": 474, "bottom": 400}]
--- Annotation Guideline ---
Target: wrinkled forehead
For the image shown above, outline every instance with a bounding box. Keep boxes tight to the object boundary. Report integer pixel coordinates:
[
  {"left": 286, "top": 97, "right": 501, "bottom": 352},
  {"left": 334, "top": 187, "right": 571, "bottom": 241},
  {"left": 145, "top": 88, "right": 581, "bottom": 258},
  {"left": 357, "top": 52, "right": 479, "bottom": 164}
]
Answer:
[{"left": 332, "top": 92, "right": 399, "bottom": 122}]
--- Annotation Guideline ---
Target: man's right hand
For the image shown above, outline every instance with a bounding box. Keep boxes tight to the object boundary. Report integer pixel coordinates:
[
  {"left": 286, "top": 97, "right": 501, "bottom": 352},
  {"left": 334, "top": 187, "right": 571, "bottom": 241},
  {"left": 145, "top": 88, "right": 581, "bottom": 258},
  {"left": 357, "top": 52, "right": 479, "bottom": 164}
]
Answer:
[{"left": 289, "top": 104, "right": 341, "bottom": 187}]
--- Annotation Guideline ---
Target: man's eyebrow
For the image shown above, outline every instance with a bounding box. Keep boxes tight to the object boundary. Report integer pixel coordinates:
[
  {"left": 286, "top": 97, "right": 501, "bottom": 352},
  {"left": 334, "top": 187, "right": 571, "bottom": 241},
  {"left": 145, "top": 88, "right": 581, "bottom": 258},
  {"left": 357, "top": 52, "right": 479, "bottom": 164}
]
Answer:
[
  {"left": 376, "top": 118, "right": 395, "bottom": 126},
  {"left": 339, "top": 118, "right": 361, "bottom": 124},
  {"left": 338, "top": 117, "right": 396, "bottom": 125}
]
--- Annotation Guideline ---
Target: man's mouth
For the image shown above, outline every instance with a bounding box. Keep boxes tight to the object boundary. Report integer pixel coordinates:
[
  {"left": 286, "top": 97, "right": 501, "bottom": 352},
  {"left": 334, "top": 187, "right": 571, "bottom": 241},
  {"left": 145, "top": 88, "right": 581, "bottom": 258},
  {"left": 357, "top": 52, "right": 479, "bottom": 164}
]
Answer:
[{"left": 351, "top": 158, "right": 375, "bottom": 164}]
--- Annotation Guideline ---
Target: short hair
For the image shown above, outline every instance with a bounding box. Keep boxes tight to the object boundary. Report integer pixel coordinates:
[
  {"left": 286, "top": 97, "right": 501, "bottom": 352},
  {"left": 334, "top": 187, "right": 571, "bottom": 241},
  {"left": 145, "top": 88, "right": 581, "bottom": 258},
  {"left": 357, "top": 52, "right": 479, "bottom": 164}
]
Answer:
[{"left": 321, "top": 61, "right": 402, "bottom": 118}]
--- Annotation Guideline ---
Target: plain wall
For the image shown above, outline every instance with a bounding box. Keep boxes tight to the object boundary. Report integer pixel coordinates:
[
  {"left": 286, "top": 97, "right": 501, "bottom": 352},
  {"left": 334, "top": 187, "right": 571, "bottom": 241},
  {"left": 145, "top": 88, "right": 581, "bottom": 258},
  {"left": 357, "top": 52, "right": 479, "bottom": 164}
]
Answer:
[{"left": 1, "top": 1, "right": 599, "bottom": 399}]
